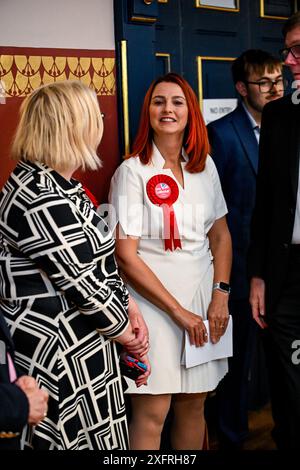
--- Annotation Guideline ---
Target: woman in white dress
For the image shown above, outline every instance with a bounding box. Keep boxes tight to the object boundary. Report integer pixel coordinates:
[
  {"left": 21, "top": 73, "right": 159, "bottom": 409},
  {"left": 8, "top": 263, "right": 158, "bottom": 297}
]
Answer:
[{"left": 109, "top": 73, "right": 232, "bottom": 450}]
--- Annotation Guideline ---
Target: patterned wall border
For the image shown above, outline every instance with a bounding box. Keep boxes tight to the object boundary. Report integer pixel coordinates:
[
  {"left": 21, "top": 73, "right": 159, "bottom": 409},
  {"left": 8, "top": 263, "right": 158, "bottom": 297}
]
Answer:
[{"left": 0, "top": 47, "right": 115, "bottom": 98}]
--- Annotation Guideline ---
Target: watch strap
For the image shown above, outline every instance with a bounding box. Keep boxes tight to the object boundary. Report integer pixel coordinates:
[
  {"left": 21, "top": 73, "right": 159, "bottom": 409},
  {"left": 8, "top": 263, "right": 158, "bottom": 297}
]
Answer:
[{"left": 213, "top": 282, "right": 231, "bottom": 294}]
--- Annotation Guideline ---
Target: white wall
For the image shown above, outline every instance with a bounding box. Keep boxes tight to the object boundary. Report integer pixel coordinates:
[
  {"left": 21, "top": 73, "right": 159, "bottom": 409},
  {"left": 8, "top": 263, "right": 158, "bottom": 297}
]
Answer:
[{"left": 0, "top": 0, "right": 115, "bottom": 50}]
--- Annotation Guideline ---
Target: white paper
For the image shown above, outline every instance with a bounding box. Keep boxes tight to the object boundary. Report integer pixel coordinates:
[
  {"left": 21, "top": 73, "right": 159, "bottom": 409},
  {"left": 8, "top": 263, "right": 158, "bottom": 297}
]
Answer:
[{"left": 183, "top": 315, "right": 233, "bottom": 368}]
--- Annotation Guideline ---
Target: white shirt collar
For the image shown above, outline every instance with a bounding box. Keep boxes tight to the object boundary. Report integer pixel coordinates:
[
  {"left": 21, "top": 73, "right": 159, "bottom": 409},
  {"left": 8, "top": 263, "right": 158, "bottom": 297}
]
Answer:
[
  {"left": 242, "top": 102, "right": 259, "bottom": 131},
  {"left": 241, "top": 102, "right": 260, "bottom": 142},
  {"left": 151, "top": 141, "right": 189, "bottom": 169}
]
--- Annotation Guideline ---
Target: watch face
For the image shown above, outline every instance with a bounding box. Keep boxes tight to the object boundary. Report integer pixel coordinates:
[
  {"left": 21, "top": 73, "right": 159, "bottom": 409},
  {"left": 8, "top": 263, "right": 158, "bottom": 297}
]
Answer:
[{"left": 219, "top": 282, "right": 230, "bottom": 292}]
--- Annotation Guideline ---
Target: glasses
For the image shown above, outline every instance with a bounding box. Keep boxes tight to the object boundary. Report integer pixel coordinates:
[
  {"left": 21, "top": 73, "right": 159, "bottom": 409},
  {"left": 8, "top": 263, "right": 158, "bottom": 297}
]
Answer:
[
  {"left": 280, "top": 44, "right": 300, "bottom": 61},
  {"left": 245, "top": 78, "right": 287, "bottom": 93}
]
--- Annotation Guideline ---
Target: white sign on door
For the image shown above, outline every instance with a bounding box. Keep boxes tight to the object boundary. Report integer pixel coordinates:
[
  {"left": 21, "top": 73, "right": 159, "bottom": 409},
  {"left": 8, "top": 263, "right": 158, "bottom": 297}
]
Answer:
[{"left": 203, "top": 98, "right": 237, "bottom": 124}]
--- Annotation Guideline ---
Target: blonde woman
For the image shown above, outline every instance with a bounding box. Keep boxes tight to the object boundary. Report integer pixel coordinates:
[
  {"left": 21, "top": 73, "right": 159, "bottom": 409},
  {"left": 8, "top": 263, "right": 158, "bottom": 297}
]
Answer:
[{"left": 0, "top": 81, "right": 149, "bottom": 450}]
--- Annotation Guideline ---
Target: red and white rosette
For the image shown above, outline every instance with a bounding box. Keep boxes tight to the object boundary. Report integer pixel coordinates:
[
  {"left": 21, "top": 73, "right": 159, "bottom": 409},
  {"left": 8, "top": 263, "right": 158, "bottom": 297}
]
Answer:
[{"left": 146, "top": 174, "right": 182, "bottom": 251}]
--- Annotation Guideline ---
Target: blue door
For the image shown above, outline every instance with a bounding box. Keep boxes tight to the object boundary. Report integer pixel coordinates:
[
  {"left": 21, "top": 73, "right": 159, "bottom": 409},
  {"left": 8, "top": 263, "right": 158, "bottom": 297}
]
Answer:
[{"left": 114, "top": 0, "right": 295, "bottom": 155}]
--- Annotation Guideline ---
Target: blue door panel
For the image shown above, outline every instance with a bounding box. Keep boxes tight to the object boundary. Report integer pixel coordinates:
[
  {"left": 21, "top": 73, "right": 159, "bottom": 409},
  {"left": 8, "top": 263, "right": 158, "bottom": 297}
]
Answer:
[{"left": 114, "top": 0, "right": 295, "bottom": 156}]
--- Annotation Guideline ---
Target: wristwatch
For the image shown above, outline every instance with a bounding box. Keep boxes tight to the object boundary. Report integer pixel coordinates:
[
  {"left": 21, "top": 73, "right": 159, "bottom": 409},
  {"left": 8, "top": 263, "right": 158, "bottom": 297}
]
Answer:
[{"left": 213, "top": 282, "right": 231, "bottom": 294}]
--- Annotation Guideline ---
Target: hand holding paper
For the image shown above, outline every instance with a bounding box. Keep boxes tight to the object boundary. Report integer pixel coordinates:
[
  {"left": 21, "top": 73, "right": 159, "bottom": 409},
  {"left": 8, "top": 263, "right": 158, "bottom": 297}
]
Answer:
[{"left": 183, "top": 315, "right": 233, "bottom": 368}]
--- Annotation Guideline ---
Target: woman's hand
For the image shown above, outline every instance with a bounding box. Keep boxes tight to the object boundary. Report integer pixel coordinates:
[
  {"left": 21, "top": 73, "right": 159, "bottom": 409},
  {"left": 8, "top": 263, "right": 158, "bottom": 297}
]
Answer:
[
  {"left": 207, "top": 216, "right": 232, "bottom": 343},
  {"left": 16, "top": 376, "right": 49, "bottom": 425},
  {"left": 134, "top": 354, "right": 151, "bottom": 388},
  {"left": 124, "top": 295, "right": 149, "bottom": 357},
  {"left": 207, "top": 290, "right": 229, "bottom": 343},
  {"left": 172, "top": 306, "right": 208, "bottom": 347}
]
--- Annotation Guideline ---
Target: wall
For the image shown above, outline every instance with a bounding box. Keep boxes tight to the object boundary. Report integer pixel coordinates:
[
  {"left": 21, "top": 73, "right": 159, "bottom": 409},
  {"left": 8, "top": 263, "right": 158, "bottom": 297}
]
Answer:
[
  {"left": 0, "top": 0, "right": 118, "bottom": 203},
  {"left": 0, "top": 0, "right": 115, "bottom": 50}
]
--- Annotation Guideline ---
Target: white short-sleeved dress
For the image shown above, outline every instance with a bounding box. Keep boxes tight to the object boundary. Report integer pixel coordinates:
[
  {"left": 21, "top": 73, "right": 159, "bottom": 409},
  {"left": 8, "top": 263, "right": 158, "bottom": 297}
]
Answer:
[{"left": 109, "top": 144, "right": 228, "bottom": 394}]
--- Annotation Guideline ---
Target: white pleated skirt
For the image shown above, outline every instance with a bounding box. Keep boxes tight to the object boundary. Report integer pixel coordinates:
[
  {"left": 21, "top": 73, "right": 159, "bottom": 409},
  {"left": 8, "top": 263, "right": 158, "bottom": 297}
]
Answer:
[{"left": 125, "top": 261, "right": 228, "bottom": 394}]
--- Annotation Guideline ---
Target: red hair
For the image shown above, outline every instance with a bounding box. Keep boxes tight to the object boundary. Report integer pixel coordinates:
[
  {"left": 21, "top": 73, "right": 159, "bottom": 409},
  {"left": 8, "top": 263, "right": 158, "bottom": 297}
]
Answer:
[{"left": 126, "top": 73, "right": 210, "bottom": 173}]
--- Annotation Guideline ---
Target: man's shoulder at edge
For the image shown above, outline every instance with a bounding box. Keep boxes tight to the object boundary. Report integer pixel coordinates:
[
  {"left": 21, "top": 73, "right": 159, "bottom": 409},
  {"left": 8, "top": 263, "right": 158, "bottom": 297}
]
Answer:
[{"left": 263, "top": 92, "right": 297, "bottom": 113}]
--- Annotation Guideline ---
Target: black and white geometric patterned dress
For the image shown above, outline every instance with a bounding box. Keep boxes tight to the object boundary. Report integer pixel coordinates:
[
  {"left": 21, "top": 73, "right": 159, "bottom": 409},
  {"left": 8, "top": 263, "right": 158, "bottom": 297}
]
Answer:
[{"left": 0, "top": 161, "right": 130, "bottom": 450}]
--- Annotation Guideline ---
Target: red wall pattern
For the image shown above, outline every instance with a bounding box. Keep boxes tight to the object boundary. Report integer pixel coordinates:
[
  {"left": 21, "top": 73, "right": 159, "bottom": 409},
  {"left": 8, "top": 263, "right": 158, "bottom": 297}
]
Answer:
[{"left": 0, "top": 46, "right": 120, "bottom": 203}]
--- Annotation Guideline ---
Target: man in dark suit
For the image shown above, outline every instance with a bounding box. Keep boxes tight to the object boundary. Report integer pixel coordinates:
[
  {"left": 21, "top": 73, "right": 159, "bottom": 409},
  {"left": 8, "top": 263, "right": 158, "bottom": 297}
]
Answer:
[
  {"left": 249, "top": 13, "right": 300, "bottom": 450},
  {"left": 0, "top": 311, "right": 48, "bottom": 449},
  {"left": 207, "top": 50, "right": 284, "bottom": 449}
]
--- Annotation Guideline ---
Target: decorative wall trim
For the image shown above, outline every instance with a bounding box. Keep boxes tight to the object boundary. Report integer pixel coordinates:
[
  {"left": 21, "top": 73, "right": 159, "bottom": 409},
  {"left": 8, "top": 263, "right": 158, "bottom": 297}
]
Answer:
[
  {"left": 259, "top": 0, "right": 297, "bottom": 20},
  {"left": 0, "top": 48, "right": 115, "bottom": 97},
  {"left": 130, "top": 15, "right": 157, "bottom": 23},
  {"left": 121, "top": 40, "right": 130, "bottom": 155},
  {"left": 197, "top": 55, "right": 235, "bottom": 109},
  {"left": 155, "top": 53, "right": 171, "bottom": 73},
  {"left": 128, "top": 0, "right": 158, "bottom": 23}
]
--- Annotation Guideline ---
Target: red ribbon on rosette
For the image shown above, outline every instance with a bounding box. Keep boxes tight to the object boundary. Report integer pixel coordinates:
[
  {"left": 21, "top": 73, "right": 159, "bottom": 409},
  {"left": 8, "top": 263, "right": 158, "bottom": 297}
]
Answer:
[{"left": 146, "top": 174, "right": 182, "bottom": 251}]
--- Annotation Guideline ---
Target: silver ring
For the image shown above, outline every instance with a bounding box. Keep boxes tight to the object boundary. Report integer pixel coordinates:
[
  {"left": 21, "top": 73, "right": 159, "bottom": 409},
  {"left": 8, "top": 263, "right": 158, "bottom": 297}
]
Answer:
[{"left": 204, "top": 333, "right": 208, "bottom": 337}]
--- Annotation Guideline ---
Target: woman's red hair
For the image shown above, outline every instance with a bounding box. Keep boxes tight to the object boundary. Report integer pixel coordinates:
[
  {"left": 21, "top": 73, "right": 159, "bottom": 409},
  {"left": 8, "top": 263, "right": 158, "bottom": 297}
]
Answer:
[{"left": 126, "top": 73, "right": 210, "bottom": 173}]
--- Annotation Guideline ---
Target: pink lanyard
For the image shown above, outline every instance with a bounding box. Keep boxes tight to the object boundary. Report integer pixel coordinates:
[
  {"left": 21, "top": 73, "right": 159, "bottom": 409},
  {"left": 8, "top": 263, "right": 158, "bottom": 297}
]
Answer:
[{"left": 7, "top": 352, "right": 17, "bottom": 382}]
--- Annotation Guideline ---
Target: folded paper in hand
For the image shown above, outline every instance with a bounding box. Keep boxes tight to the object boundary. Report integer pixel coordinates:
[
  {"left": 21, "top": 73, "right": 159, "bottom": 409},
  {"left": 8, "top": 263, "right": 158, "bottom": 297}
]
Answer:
[{"left": 183, "top": 315, "right": 233, "bottom": 368}]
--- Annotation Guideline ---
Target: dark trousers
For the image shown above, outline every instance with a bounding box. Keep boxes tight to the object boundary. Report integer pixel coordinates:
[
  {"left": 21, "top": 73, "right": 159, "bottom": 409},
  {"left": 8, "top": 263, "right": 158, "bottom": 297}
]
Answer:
[
  {"left": 264, "top": 246, "right": 300, "bottom": 449},
  {"left": 0, "top": 438, "right": 21, "bottom": 450},
  {"left": 215, "top": 299, "right": 258, "bottom": 446}
]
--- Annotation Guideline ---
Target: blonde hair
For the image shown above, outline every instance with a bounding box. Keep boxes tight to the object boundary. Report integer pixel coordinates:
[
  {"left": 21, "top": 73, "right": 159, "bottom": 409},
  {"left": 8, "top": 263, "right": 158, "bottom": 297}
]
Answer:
[{"left": 12, "top": 80, "right": 103, "bottom": 172}]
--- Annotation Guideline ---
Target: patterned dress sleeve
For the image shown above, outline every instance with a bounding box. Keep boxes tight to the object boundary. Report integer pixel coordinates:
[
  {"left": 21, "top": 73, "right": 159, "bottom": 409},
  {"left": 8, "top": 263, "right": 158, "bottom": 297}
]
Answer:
[
  {"left": 16, "top": 192, "right": 129, "bottom": 339},
  {"left": 109, "top": 161, "right": 144, "bottom": 237}
]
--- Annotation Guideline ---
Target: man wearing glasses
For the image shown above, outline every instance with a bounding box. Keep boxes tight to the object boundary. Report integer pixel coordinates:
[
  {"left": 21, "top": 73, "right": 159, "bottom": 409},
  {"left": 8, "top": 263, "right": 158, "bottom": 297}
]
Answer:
[
  {"left": 207, "top": 49, "right": 284, "bottom": 449},
  {"left": 249, "top": 12, "right": 300, "bottom": 449}
]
